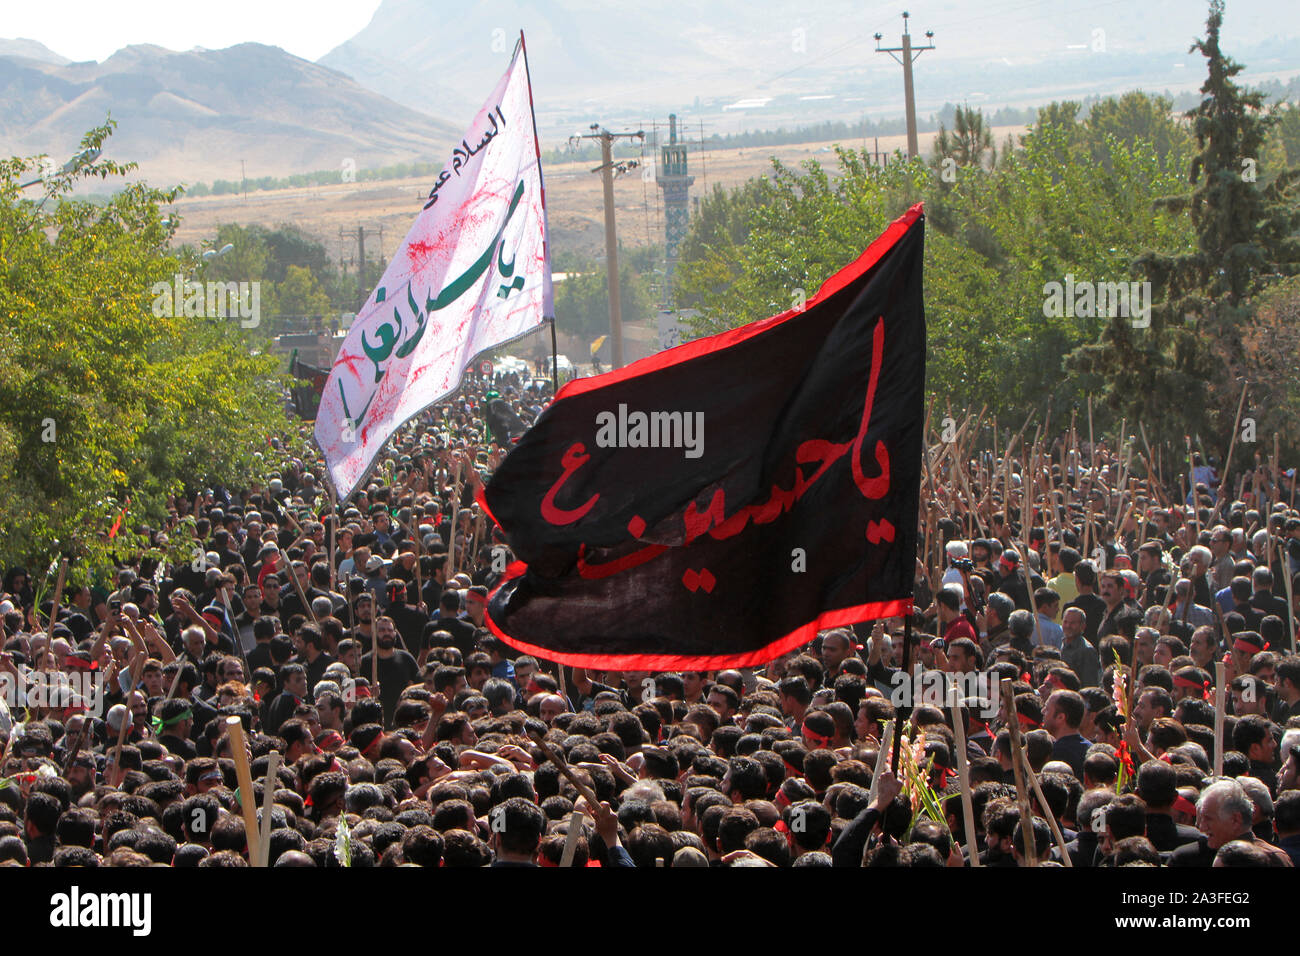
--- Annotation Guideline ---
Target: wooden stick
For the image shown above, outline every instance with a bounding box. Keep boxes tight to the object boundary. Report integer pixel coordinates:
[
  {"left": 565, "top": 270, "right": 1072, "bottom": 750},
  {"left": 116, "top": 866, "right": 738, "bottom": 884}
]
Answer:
[
  {"left": 1000, "top": 678, "right": 1038, "bottom": 866},
  {"left": 559, "top": 809, "right": 583, "bottom": 867},
  {"left": 224, "top": 715, "right": 263, "bottom": 865},
  {"left": 220, "top": 591, "right": 250, "bottom": 676},
  {"left": 259, "top": 751, "right": 282, "bottom": 867},
  {"left": 1138, "top": 423, "right": 1169, "bottom": 510},
  {"left": 47, "top": 558, "right": 69, "bottom": 632},
  {"left": 1216, "top": 381, "right": 1249, "bottom": 511},
  {"left": 947, "top": 699, "right": 981, "bottom": 867},
  {"left": 1021, "top": 427, "right": 1045, "bottom": 649},
  {"left": 1084, "top": 397, "right": 1096, "bottom": 557},
  {"left": 278, "top": 547, "right": 319, "bottom": 626},
  {"left": 556, "top": 660, "right": 570, "bottom": 705},
  {"left": 164, "top": 664, "right": 185, "bottom": 702},
  {"left": 1019, "top": 748, "right": 1073, "bottom": 866},
  {"left": 1280, "top": 539, "right": 1296, "bottom": 654},
  {"left": 449, "top": 456, "right": 464, "bottom": 574},
  {"left": 326, "top": 475, "right": 338, "bottom": 595},
  {"left": 868, "top": 719, "right": 895, "bottom": 804},
  {"left": 61, "top": 713, "right": 91, "bottom": 778},
  {"left": 1271, "top": 433, "right": 1280, "bottom": 517},
  {"left": 110, "top": 653, "right": 146, "bottom": 785},
  {"left": 67, "top": 618, "right": 115, "bottom": 770},
  {"left": 1113, "top": 440, "right": 1133, "bottom": 531},
  {"left": 1212, "top": 661, "right": 1227, "bottom": 777},
  {"left": 527, "top": 727, "right": 600, "bottom": 808}
]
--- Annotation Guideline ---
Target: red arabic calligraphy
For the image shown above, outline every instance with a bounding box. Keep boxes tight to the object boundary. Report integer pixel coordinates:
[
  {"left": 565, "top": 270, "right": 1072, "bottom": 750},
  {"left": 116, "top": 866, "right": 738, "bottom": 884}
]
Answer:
[{"left": 536, "top": 317, "right": 892, "bottom": 580}]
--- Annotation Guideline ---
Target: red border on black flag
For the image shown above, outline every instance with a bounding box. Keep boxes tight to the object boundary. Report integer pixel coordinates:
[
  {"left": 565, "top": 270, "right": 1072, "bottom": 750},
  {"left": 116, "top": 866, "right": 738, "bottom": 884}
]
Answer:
[{"left": 488, "top": 201, "right": 925, "bottom": 671}]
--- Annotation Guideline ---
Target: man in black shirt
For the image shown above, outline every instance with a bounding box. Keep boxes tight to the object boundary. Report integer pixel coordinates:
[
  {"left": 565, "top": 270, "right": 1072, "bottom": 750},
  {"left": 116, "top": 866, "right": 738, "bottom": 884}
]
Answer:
[
  {"left": 1251, "top": 566, "right": 1289, "bottom": 625},
  {"left": 360, "top": 615, "right": 420, "bottom": 728},
  {"left": 1136, "top": 761, "right": 1201, "bottom": 853},
  {"left": 387, "top": 579, "right": 431, "bottom": 654},
  {"left": 434, "top": 590, "right": 477, "bottom": 660},
  {"left": 265, "top": 663, "right": 308, "bottom": 736},
  {"left": 1065, "top": 561, "right": 1107, "bottom": 643},
  {"left": 297, "top": 624, "right": 336, "bottom": 690},
  {"left": 245, "top": 617, "right": 280, "bottom": 675}
]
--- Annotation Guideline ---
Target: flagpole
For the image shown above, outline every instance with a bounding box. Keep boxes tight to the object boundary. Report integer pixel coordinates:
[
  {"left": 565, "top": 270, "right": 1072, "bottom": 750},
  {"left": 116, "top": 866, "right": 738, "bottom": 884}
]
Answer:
[
  {"left": 520, "top": 28, "right": 558, "bottom": 397},
  {"left": 550, "top": 318, "right": 560, "bottom": 394}
]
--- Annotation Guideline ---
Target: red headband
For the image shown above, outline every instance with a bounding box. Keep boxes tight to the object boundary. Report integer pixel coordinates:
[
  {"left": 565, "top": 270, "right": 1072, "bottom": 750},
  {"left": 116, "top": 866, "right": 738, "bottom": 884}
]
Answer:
[
  {"left": 1173, "top": 795, "right": 1198, "bottom": 817},
  {"left": 1233, "top": 639, "right": 1268, "bottom": 655},
  {"left": 1017, "top": 712, "right": 1040, "bottom": 730},
  {"left": 466, "top": 591, "right": 487, "bottom": 606},
  {"left": 803, "top": 728, "right": 831, "bottom": 749}
]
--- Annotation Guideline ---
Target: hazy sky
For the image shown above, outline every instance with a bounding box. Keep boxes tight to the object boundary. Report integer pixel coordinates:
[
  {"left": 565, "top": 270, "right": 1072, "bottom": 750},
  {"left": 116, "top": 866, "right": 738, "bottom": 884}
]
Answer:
[{"left": 4, "top": 0, "right": 382, "bottom": 62}]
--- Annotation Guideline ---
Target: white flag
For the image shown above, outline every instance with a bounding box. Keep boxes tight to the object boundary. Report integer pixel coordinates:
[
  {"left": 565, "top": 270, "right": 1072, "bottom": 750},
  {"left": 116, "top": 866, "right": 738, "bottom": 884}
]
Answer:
[{"left": 316, "top": 39, "right": 552, "bottom": 500}]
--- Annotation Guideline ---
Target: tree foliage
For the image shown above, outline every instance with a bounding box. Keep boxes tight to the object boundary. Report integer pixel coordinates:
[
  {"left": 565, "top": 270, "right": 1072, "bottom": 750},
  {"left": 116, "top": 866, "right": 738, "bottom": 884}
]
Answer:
[
  {"left": 673, "top": 93, "right": 1195, "bottom": 436},
  {"left": 1067, "top": 0, "right": 1300, "bottom": 451},
  {"left": 0, "top": 121, "right": 299, "bottom": 577}
]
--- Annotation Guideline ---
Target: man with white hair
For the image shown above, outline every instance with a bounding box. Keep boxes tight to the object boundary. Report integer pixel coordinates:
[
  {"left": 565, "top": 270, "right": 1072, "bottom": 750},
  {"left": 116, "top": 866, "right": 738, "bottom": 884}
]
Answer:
[
  {"left": 941, "top": 541, "right": 969, "bottom": 590},
  {"left": 1170, "top": 779, "right": 1292, "bottom": 867}
]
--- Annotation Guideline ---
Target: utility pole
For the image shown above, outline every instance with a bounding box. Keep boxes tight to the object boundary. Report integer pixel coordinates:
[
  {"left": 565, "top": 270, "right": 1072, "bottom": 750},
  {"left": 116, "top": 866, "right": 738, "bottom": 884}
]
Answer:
[
  {"left": 874, "top": 11, "right": 935, "bottom": 159},
  {"left": 339, "top": 226, "right": 369, "bottom": 310},
  {"left": 240, "top": 158, "right": 247, "bottom": 201},
  {"left": 572, "top": 124, "right": 644, "bottom": 368},
  {"left": 355, "top": 225, "right": 366, "bottom": 308}
]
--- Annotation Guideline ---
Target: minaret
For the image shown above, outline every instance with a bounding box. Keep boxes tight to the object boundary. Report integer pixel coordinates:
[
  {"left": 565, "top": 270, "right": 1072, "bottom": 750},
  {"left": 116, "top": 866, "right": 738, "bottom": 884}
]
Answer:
[{"left": 654, "top": 114, "right": 694, "bottom": 308}]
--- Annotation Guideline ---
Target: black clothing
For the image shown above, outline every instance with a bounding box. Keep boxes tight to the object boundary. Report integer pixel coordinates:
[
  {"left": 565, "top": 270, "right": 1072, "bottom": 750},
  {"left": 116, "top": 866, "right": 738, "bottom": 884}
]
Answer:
[
  {"left": 264, "top": 690, "right": 302, "bottom": 736},
  {"left": 303, "top": 651, "right": 336, "bottom": 690},
  {"left": 1144, "top": 813, "right": 1202, "bottom": 853},
  {"left": 831, "top": 806, "right": 881, "bottom": 867},
  {"left": 159, "top": 733, "right": 197, "bottom": 761},
  {"left": 1065, "top": 592, "right": 1107, "bottom": 642},
  {"left": 1050, "top": 732, "right": 1090, "bottom": 779},
  {"left": 360, "top": 649, "right": 421, "bottom": 727},
  {"left": 246, "top": 643, "right": 274, "bottom": 675},
  {"left": 437, "top": 616, "right": 480, "bottom": 660},
  {"left": 1167, "top": 836, "right": 1214, "bottom": 867}
]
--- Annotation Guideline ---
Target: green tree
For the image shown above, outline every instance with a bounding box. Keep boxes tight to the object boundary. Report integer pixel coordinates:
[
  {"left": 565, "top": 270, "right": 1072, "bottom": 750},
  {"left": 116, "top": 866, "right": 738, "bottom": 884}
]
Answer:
[
  {"left": 0, "top": 121, "right": 296, "bottom": 576},
  {"left": 933, "top": 105, "right": 996, "bottom": 170},
  {"left": 553, "top": 260, "right": 652, "bottom": 344},
  {"left": 1067, "top": 0, "right": 1300, "bottom": 449},
  {"left": 275, "top": 264, "right": 332, "bottom": 331},
  {"left": 1084, "top": 91, "right": 1192, "bottom": 167}
]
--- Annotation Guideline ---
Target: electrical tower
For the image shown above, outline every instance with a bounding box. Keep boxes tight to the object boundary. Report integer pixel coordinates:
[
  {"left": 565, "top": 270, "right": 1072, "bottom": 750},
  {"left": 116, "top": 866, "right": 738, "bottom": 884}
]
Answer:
[
  {"left": 873, "top": 11, "right": 935, "bottom": 159},
  {"left": 654, "top": 114, "right": 695, "bottom": 309}
]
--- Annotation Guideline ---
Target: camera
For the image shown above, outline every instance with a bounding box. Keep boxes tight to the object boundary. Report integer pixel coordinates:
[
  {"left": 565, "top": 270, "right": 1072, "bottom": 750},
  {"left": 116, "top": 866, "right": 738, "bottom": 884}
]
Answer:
[{"left": 952, "top": 557, "right": 974, "bottom": 572}]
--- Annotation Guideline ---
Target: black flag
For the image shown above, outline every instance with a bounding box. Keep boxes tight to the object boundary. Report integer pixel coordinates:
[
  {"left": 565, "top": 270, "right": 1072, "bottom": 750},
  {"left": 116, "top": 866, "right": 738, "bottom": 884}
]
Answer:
[
  {"left": 288, "top": 350, "right": 328, "bottom": 420},
  {"left": 483, "top": 205, "right": 925, "bottom": 669}
]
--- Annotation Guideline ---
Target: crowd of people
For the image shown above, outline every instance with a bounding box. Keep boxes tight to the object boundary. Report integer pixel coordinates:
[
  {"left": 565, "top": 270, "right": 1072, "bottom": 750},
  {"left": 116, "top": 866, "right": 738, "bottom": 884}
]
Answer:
[{"left": 1, "top": 377, "right": 1299, "bottom": 869}]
